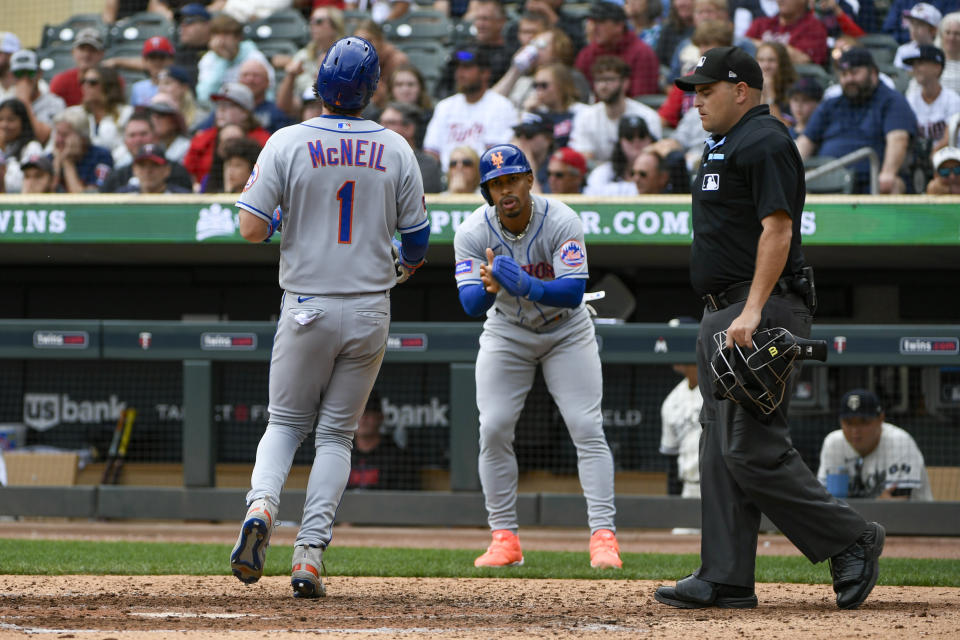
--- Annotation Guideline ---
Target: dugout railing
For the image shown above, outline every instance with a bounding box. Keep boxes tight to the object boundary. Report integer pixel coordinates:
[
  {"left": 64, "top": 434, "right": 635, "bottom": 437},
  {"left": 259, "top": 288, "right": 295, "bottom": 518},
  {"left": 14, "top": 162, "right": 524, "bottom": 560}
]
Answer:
[{"left": 0, "top": 320, "right": 958, "bottom": 535}]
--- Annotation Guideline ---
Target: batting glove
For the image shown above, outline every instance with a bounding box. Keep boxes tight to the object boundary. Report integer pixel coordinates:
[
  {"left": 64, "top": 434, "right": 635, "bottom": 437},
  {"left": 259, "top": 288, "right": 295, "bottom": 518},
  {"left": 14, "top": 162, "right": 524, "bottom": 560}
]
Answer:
[
  {"left": 263, "top": 206, "right": 283, "bottom": 243},
  {"left": 392, "top": 238, "right": 424, "bottom": 284},
  {"left": 491, "top": 255, "right": 544, "bottom": 301}
]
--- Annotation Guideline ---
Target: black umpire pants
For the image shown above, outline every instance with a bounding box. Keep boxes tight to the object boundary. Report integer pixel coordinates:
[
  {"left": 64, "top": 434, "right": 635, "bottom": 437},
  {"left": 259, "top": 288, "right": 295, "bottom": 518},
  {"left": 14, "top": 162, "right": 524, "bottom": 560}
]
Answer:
[{"left": 694, "top": 292, "right": 866, "bottom": 588}]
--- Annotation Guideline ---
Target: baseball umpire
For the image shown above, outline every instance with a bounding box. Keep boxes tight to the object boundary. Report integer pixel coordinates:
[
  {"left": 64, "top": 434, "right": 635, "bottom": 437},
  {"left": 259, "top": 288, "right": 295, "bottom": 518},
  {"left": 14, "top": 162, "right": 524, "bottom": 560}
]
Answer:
[
  {"left": 453, "top": 143, "right": 621, "bottom": 570},
  {"left": 229, "top": 36, "right": 429, "bottom": 598},
  {"left": 653, "top": 47, "right": 884, "bottom": 610}
]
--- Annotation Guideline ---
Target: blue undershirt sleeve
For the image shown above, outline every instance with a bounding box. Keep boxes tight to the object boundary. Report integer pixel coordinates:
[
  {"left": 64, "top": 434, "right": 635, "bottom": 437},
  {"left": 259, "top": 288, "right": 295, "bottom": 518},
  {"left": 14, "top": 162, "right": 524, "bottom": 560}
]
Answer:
[
  {"left": 533, "top": 278, "right": 586, "bottom": 308},
  {"left": 399, "top": 226, "right": 430, "bottom": 265},
  {"left": 459, "top": 283, "right": 496, "bottom": 317}
]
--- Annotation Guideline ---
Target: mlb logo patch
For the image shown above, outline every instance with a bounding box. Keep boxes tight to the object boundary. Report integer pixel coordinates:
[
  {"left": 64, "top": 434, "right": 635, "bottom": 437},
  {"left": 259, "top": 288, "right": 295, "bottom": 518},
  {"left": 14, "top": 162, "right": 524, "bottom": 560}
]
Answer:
[
  {"left": 337, "top": 122, "right": 352, "bottom": 129},
  {"left": 455, "top": 259, "right": 473, "bottom": 275},
  {"left": 702, "top": 174, "right": 720, "bottom": 191},
  {"left": 560, "top": 240, "right": 586, "bottom": 267}
]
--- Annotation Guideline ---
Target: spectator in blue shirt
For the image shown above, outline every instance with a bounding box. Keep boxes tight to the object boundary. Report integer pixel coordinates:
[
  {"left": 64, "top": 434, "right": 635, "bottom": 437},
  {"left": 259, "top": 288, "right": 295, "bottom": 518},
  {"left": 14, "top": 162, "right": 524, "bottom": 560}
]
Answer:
[
  {"left": 51, "top": 107, "right": 113, "bottom": 193},
  {"left": 883, "top": 0, "right": 960, "bottom": 43},
  {"left": 797, "top": 47, "right": 917, "bottom": 193}
]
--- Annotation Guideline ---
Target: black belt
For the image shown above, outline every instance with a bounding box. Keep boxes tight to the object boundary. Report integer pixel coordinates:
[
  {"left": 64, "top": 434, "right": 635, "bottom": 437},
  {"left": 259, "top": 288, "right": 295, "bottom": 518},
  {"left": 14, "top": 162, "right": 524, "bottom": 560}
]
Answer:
[{"left": 702, "top": 279, "right": 793, "bottom": 312}]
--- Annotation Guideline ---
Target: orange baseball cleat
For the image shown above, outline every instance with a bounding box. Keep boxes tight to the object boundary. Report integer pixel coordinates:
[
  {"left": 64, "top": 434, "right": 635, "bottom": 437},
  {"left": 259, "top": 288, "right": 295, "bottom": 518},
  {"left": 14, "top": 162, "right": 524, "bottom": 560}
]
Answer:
[
  {"left": 589, "top": 529, "right": 623, "bottom": 569},
  {"left": 474, "top": 529, "right": 524, "bottom": 567}
]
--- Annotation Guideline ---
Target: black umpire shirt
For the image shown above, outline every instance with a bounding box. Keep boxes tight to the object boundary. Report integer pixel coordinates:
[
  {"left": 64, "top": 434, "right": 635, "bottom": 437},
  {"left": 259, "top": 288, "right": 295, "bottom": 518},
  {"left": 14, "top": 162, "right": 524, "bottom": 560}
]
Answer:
[{"left": 689, "top": 104, "right": 808, "bottom": 297}]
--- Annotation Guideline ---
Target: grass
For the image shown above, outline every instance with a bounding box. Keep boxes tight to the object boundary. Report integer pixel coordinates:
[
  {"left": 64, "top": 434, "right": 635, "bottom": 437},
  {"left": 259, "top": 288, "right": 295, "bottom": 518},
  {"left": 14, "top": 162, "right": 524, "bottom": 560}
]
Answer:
[{"left": 0, "top": 539, "right": 957, "bottom": 586}]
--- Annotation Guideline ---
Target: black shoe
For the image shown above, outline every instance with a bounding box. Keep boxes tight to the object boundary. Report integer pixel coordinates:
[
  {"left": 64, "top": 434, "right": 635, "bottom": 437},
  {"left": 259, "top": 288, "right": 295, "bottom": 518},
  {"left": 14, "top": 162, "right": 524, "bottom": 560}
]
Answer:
[
  {"left": 654, "top": 574, "right": 758, "bottom": 609},
  {"left": 830, "top": 521, "right": 885, "bottom": 610}
]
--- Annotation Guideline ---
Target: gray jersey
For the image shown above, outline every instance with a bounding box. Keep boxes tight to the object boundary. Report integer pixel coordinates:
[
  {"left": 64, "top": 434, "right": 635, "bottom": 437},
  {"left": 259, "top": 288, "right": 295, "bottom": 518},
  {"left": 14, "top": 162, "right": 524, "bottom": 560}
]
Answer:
[
  {"left": 237, "top": 115, "right": 428, "bottom": 294},
  {"left": 454, "top": 195, "right": 589, "bottom": 330}
]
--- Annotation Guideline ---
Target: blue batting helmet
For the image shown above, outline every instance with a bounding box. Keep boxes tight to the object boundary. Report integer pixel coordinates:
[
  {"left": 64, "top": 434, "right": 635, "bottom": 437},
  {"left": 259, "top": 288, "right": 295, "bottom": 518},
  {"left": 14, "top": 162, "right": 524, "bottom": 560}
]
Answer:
[
  {"left": 315, "top": 37, "right": 380, "bottom": 110},
  {"left": 478, "top": 144, "right": 532, "bottom": 205}
]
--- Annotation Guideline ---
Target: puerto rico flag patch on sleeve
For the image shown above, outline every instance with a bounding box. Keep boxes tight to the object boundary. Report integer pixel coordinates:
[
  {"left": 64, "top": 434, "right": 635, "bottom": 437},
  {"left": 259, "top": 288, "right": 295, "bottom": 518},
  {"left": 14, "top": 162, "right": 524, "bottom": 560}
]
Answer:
[
  {"left": 455, "top": 259, "right": 473, "bottom": 275},
  {"left": 560, "top": 240, "right": 586, "bottom": 267}
]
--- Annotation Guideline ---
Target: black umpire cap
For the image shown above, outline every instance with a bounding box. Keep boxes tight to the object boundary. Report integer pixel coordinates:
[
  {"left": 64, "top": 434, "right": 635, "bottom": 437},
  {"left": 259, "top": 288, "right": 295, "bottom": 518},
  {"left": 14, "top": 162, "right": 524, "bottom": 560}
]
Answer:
[{"left": 675, "top": 46, "right": 763, "bottom": 92}]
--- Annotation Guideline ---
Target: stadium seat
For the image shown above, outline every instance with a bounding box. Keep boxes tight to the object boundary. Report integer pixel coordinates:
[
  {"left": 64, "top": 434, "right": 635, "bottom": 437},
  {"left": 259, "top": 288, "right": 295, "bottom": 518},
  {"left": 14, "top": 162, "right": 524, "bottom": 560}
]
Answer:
[
  {"left": 36, "top": 44, "right": 76, "bottom": 79},
  {"left": 450, "top": 20, "right": 475, "bottom": 47},
  {"left": 382, "top": 12, "right": 452, "bottom": 44},
  {"left": 254, "top": 38, "right": 299, "bottom": 60},
  {"left": 107, "top": 12, "right": 175, "bottom": 46},
  {"left": 794, "top": 63, "right": 833, "bottom": 90},
  {"left": 41, "top": 14, "right": 107, "bottom": 49},
  {"left": 804, "top": 156, "right": 855, "bottom": 194},
  {"left": 106, "top": 42, "right": 147, "bottom": 60},
  {"left": 344, "top": 10, "right": 370, "bottom": 35},
  {"left": 858, "top": 33, "right": 900, "bottom": 67},
  {"left": 244, "top": 9, "right": 309, "bottom": 47},
  {"left": 397, "top": 41, "right": 448, "bottom": 95},
  {"left": 636, "top": 94, "right": 668, "bottom": 110}
]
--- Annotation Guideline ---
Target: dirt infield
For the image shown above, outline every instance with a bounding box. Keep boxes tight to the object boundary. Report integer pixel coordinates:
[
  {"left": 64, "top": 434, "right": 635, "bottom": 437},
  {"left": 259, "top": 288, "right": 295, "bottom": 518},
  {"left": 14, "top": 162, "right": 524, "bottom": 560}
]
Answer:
[{"left": 1, "top": 522, "right": 958, "bottom": 639}]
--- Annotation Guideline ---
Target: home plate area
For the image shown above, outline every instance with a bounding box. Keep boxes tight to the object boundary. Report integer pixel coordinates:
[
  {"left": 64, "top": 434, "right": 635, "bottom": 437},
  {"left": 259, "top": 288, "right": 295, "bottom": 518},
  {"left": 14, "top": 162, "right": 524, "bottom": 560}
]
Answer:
[{"left": 0, "top": 575, "right": 958, "bottom": 639}]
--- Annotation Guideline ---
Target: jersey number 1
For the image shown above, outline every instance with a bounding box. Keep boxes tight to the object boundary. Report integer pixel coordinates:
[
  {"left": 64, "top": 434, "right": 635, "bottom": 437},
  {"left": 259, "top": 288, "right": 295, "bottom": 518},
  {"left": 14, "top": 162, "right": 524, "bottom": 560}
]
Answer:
[{"left": 337, "top": 180, "right": 355, "bottom": 244}]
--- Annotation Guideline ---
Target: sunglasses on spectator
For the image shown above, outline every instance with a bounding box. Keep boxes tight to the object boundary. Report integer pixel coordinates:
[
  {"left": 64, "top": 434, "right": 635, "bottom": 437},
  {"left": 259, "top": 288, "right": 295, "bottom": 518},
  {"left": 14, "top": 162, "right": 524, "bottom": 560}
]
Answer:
[
  {"left": 449, "top": 158, "right": 474, "bottom": 168},
  {"left": 13, "top": 70, "right": 36, "bottom": 78},
  {"left": 548, "top": 171, "right": 575, "bottom": 179},
  {"left": 82, "top": 77, "right": 100, "bottom": 86},
  {"left": 938, "top": 165, "right": 960, "bottom": 177},
  {"left": 532, "top": 82, "right": 551, "bottom": 89}
]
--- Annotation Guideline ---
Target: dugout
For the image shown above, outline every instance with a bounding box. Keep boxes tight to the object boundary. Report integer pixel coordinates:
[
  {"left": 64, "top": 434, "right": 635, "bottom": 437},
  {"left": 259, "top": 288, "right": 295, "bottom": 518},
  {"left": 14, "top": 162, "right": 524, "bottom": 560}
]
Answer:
[{"left": 1, "top": 194, "right": 959, "bottom": 533}]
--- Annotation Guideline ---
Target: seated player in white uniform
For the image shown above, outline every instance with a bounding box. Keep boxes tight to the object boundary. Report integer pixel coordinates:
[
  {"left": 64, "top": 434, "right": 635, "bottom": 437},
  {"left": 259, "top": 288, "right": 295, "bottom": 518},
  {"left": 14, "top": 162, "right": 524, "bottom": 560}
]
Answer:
[{"left": 818, "top": 389, "right": 933, "bottom": 501}]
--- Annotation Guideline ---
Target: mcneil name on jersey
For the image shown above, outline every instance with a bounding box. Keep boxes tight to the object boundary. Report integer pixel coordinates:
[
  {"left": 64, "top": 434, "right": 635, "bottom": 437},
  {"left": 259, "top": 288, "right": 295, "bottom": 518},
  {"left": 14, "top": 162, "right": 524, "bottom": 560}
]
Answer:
[{"left": 307, "top": 138, "right": 388, "bottom": 171}]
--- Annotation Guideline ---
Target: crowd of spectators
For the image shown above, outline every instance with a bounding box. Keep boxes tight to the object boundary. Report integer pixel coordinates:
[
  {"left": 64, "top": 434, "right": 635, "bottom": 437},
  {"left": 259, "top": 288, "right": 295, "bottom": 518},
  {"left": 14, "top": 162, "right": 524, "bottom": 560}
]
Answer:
[{"left": 1, "top": 0, "right": 960, "bottom": 195}]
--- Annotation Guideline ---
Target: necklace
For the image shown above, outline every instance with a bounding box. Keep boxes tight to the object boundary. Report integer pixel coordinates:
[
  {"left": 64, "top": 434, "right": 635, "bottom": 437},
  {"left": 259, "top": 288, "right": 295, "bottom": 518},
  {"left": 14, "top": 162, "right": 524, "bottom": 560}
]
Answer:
[{"left": 497, "top": 205, "right": 533, "bottom": 241}]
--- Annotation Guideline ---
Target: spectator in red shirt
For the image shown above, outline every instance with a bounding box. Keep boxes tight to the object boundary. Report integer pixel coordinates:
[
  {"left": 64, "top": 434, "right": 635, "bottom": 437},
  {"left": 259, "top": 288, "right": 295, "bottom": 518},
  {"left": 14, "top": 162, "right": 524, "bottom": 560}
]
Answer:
[
  {"left": 575, "top": 1, "right": 660, "bottom": 96},
  {"left": 49, "top": 28, "right": 106, "bottom": 107},
  {"left": 183, "top": 82, "right": 270, "bottom": 186},
  {"left": 745, "top": 0, "right": 829, "bottom": 65}
]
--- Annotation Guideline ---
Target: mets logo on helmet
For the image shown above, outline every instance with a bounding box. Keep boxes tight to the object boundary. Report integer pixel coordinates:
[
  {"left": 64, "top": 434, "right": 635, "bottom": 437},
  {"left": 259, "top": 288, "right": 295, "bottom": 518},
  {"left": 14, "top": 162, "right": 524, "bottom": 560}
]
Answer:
[
  {"left": 560, "top": 239, "right": 586, "bottom": 267},
  {"left": 491, "top": 151, "right": 504, "bottom": 168}
]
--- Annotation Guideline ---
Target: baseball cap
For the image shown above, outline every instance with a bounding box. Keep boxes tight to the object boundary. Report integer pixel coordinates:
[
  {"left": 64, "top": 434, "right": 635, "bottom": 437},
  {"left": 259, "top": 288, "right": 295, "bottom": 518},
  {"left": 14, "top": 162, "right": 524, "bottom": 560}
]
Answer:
[
  {"left": 588, "top": 1, "right": 628, "bottom": 22},
  {"left": 839, "top": 389, "right": 883, "bottom": 419},
  {"left": 550, "top": 147, "right": 588, "bottom": 177},
  {"left": 10, "top": 49, "right": 38, "bottom": 73},
  {"left": 903, "top": 44, "right": 946, "bottom": 67},
  {"left": 134, "top": 143, "right": 168, "bottom": 165},
  {"left": 179, "top": 2, "right": 212, "bottom": 22},
  {"left": 903, "top": 2, "right": 942, "bottom": 27},
  {"left": 787, "top": 76, "right": 824, "bottom": 101},
  {"left": 73, "top": 27, "right": 105, "bottom": 51},
  {"left": 142, "top": 36, "right": 175, "bottom": 57},
  {"left": 21, "top": 153, "right": 53, "bottom": 174},
  {"left": 0, "top": 32, "right": 21, "bottom": 54},
  {"left": 837, "top": 47, "right": 876, "bottom": 71},
  {"left": 618, "top": 113, "right": 654, "bottom": 139},
  {"left": 159, "top": 65, "right": 191, "bottom": 85},
  {"left": 453, "top": 46, "right": 489, "bottom": 68},
  {"left": 933, "top": 146, "right": 960, "bottom": 168},
  {"left": 211, "top": 82, "right": 255, "bottom": 112},
  {"left": 513, "top": 112, "right": 553, "bottom": 137},
  {"left": 675, "top": 46, "right": 763, "bottom": 91}
]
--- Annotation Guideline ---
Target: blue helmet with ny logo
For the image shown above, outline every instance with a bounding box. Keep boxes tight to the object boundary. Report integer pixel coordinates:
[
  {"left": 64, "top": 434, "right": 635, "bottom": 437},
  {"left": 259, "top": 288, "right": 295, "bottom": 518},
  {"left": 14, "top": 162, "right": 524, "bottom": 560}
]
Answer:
[
  {"left": 315, "top": 37, "right": 380, "bottom": 110},
  {"left": 479, "top": 144, "right": 532, "bottom": 205}
]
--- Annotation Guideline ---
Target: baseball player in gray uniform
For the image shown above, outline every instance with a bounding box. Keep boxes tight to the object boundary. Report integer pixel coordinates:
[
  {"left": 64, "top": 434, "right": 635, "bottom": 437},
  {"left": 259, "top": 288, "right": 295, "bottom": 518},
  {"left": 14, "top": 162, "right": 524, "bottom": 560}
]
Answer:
[
  {"left": 229, "top": 37, "right": 429, "bottom": 598},
  {"left": 453, "top": 143, "right": 621, "bottom": 569}
]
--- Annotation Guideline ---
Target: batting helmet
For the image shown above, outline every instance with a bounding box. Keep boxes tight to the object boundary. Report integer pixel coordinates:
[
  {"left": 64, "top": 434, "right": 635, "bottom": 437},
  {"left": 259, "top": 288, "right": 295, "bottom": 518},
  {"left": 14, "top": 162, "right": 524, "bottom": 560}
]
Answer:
[
  {"left": 479, "top": 144, "right": 532, "bottom": 205},
  {"left": 710, "top": 327, "right": 827, "bottom": 421},
  {"left": 315, "top": 37, "right": 380, "bottom": 110}
]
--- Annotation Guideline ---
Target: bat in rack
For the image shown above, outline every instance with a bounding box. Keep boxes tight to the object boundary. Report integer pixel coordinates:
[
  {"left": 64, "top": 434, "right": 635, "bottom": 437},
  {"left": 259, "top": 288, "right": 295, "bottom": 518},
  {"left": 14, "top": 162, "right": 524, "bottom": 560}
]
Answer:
[{"left": 101, "top": 408, "right": 136, "bottom": 485}]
